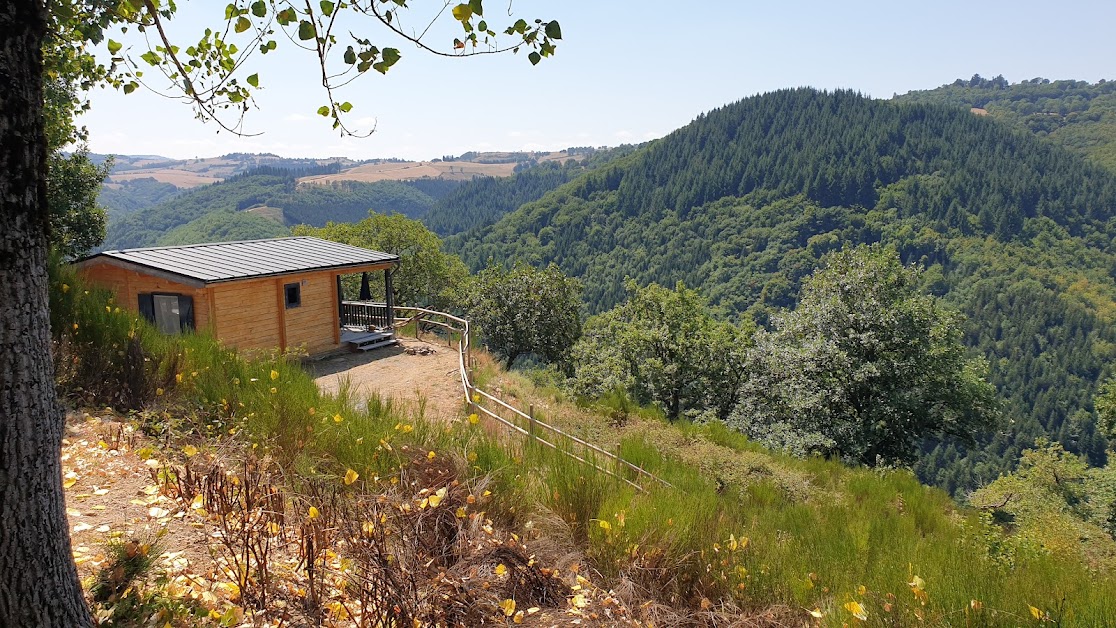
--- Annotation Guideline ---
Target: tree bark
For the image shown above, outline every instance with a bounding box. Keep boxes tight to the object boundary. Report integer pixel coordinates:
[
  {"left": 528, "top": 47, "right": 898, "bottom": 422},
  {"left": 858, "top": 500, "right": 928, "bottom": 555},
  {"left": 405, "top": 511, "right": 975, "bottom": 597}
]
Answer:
[{"left": 0, "top": 2, "right": 93, "bottom": 625}]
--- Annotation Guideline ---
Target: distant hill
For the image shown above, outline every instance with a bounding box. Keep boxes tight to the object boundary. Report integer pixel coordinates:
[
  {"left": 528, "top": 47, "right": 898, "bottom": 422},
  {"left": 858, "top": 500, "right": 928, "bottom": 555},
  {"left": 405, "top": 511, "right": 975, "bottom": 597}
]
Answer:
[
  {"left": 422, "top": 145, "right": 642, "bottom": 237},
  {"left": 102, "top": 168, "right": 449, "bottom": 250},
  {"left": 896, "top": 75, "right": 1116, "bottom": 173},
  {"left": 448, "top": 87, "right": 1116, "bottom": 495}
]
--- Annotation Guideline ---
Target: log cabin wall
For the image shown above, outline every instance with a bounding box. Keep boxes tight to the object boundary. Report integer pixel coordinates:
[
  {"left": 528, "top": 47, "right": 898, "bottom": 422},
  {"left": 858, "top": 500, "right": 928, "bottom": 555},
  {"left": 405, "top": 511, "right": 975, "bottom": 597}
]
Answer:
[
  {"left": 208, "top": 277, "right": 282, "bottom": 352},
  {"left": 77, "top": 261, "right": 212, "bottom": 330},
  {"left": 273, "top": 269, "right": 339, "bottom": 356}
]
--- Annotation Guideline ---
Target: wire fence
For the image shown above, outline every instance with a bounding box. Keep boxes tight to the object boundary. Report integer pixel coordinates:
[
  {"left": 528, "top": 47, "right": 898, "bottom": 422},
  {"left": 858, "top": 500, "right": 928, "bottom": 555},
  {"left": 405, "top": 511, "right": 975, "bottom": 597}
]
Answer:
[{"left": 392, "top": 306, "right": 671, "bottom": 493}]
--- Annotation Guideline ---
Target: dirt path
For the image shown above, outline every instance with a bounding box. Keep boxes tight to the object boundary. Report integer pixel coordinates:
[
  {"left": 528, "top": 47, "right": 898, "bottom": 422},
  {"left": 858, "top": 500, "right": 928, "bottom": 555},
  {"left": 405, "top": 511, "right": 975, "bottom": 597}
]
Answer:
[{"left": 309, "top": 337, "right": 466, "bottom": 422}]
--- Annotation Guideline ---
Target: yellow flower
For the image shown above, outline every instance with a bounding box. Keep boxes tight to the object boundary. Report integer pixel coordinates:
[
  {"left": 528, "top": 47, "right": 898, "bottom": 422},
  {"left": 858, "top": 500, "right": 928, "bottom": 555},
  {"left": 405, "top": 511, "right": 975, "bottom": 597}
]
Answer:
[
  {"left": 183, "top": 445, "right": 198, "bottom": 457},
  {"left": 308, "top": 506, "right": 320, "bottom": 520},
  {"left": 495, "top": 563, "right": 507, "bottom": 576},
  {"left": 333, "top": 413, "right": 343, "bottom": 423},
  {"left": 468, "top": 413, "right": 479, "bottom": 425},
  {"left": 270, "top": 369, "right": 279, "bottom": 381},
  {"left": 270, "top": 387, "right": 277, "bottom": 394},
  {"left": 499, "top": 599, "right": 516, "bottom": 617},
  {"left": 844, "top": 600, "right": 867, "bottom": 621},
  {"left": 156, "top": 387, "right": 164, "bottom": 396},
  {"left": 428, "top": 487, "right": 447, "bottom": 507},
  {"left": 1029, "top": 606, "right": 1044, "bottom": 620},
  {"left": 175, "top": 373, "right": 183, "bottom": 384},
  {"left": 344, "top": 469, "right": 359, "bottom": 485},
  {"left": 61, "top": 283, "right": 70, "bottom": 293}
]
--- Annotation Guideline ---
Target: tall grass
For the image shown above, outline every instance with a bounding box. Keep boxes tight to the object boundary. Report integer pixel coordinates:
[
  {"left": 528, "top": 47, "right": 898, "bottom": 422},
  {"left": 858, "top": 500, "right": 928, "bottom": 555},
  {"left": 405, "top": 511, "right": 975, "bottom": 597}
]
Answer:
[{"left": 51, "top": 261, "right": 1116, "bottom": 625}]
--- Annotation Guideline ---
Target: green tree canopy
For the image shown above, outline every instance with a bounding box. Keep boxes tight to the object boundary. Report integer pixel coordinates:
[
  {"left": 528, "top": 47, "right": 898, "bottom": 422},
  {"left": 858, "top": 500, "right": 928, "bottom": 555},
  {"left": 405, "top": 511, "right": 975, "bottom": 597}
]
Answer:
[
  {"left": 731, "top": 245, "right": 999, "bottom": 466},
  {"left": 571, "top": 279, "right": 753, "bottom": 421},
  {"left": 465, "top": 262, "right": 582, "bottom": 371},
  {"left": 293, "top": 212, "right": 467, "bottom": 310}
]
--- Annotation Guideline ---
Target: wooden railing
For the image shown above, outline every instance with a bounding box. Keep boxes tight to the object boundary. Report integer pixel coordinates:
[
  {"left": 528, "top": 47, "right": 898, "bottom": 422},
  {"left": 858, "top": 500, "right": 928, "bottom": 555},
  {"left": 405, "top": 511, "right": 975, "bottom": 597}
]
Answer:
[
  {"left": 341, "top": 301, "right": 391, "bottom": 329},
  {"left": 391, "top": 305, "right": 671, "bottom": 493}
]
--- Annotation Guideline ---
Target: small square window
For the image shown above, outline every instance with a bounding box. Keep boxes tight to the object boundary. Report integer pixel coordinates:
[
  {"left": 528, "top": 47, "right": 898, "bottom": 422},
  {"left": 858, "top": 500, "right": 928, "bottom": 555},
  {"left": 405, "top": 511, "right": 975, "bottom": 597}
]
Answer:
[{"left": 284, "top": 282, "right": 301, "bottom": 308}]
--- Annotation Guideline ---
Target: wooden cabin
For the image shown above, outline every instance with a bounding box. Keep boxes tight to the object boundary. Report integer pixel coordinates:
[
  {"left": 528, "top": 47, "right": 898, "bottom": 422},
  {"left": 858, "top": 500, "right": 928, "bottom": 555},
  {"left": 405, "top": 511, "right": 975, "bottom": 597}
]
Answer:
[{"left": 75, "top": 237, "right": 400, "bottom": 357}]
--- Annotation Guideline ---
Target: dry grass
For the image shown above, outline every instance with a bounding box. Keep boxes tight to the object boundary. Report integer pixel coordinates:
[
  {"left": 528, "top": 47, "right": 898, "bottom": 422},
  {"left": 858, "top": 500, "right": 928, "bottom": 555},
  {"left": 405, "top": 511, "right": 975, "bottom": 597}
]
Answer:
[{"left": 108, "top": 170, "right": 222, "bottom": 188}]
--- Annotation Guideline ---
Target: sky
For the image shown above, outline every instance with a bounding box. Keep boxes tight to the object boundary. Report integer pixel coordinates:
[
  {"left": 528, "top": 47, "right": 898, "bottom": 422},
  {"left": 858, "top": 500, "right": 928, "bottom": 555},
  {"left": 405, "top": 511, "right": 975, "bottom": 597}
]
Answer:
[{"left": 80, "top": 0, "right": 1116, "bottom": 162}]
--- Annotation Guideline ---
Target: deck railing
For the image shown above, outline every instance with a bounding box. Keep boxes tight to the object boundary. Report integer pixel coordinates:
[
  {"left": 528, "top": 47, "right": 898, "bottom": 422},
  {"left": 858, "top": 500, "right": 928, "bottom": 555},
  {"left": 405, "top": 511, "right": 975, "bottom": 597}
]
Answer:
[
  {"left": 341, "top": 300, "right": 391, "bottom": 329},
  {"left": 391, "top": 305, "right": 671, "bottom": 493}
]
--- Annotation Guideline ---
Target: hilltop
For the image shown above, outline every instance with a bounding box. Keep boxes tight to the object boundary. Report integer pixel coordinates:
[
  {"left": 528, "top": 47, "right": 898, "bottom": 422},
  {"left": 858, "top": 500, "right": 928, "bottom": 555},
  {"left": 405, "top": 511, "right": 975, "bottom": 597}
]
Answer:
[{"left": 895, "top": 75, "right": 1116, "bottom": 173}]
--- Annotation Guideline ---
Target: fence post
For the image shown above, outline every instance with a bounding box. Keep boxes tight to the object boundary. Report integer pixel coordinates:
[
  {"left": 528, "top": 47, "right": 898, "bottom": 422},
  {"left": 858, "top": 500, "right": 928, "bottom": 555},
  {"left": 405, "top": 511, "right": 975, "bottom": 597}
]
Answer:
[{"left": 529, "top": 404, "right": 537, "bottom": 445}]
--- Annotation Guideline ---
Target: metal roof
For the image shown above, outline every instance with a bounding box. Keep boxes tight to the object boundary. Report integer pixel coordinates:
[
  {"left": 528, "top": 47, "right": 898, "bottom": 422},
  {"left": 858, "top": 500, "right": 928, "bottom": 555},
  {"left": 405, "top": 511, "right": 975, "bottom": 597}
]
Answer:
[{"left": 78, "top": 237, "right": 399, "bottom": 285}]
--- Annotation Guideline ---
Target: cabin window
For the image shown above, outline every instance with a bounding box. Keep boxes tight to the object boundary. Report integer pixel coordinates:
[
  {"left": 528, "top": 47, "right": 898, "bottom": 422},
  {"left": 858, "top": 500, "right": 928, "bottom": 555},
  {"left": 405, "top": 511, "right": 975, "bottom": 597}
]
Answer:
[
  {"left": 284, "top": 282, "right": 302, "bottom": 309},
  {"left": 138, "top": 293, "right": 194, "bottom": 334}
]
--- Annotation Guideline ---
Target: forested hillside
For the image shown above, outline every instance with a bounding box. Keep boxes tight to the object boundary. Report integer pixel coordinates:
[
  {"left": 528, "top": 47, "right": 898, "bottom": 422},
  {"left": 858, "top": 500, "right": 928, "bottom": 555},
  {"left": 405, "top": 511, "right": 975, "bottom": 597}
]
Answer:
[
  {"left": 422, "top": 146, "right": 641, "bottom": 236},
  {"left": 103, "top": 168, "right": 453, "bottom": 249},
  {"left": 897, "top": 75, "right": 1116, "bottom": 173},
  {"left": 449, "top": 88, "right": 1116, "bottom": 495}
]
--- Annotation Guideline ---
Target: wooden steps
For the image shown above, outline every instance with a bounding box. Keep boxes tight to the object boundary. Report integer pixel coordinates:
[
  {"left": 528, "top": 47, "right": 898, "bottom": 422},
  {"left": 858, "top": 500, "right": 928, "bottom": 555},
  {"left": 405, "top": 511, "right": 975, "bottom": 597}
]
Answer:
[{"left": 343, "top": 329, "right": 397, "bottom": 352}]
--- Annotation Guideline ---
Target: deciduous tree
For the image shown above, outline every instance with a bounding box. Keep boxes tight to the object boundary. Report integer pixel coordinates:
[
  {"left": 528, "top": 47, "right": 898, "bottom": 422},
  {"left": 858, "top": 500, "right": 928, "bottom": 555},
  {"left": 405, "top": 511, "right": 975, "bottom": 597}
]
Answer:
[
  {"left": 294, "top": 212, "right": 468, "bottom": 310},
  {"left": 731, "top": 245, "right": 999, "bottom": 466},
  {"left": 571, "top": 280, "right": 753, "bottom": 421},
  {"left": 465, "top": 262, "right": 582, "bottom": 370}
]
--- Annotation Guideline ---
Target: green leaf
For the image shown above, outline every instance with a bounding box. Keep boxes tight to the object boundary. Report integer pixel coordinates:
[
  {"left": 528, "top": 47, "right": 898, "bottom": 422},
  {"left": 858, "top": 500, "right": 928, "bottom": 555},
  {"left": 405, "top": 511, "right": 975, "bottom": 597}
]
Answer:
[
  {"left": 234, "top": 16, "right": 251, "bottom": 33},
  {"left": 298, "top": 20, "right": 316, "bottom": 40},
  {"left": 544, "top": 20, "right": 562, "bottom": 40},
  {"left": 251, "top": 0, "right": 267, "bottom": 18},
  {"left": 317, "top": 105, "right": 330, "bottom": 117},
  {"left": 343, "top": 47, "right": 356, "bottom": 64},
  {"left": 276, "top": 7, "right": 296, "bottom": 25},
  {"left": 107, "top": 39, "right": 122, "bottom": 54},
  {"left": 140, "top": 50, "right": 161, "bottom": 66},
  {"left": 246, "top": 73, "right": 259, "bottom": 88},
  {"left": 123, "top": 81, "right": 138, "bottom": 95},
  {"left": 338, "top": 101, "right": 352, "bottom": 113},
  {"left": 468, "top": 0, "right": 483, "bottom": 16},
  {"left": 478, "top": 20, "right": 487, "bottom": 32},
  {"left": 224, "top": 3, "right": 237, "bottom": 20},
  {"left": 372, "top": 47, "right": 401, "bottom": 74},
  {"left": 320, "top": 0, "right": 335, "bottom": 16},
  {"left": 528, "top": 51, "right": 541, "bottom": 66},
  {"left": 451, "top": 3, "right": 471, "bottom": 22}
]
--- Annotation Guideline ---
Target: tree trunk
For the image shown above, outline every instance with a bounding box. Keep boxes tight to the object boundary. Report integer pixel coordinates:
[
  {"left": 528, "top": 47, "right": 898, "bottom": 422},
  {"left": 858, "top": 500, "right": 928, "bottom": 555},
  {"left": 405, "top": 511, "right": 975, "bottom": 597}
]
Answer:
[{"left": 0, "top": 3, "right": 93, "bottom": 625}]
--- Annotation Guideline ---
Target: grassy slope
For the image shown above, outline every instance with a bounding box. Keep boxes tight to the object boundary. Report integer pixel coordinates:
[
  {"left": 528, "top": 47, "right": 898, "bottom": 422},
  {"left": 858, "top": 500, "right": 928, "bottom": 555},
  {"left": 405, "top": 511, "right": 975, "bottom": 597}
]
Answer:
[{"left": 52, "top": 262, "right": 1116, "bottom": 626}]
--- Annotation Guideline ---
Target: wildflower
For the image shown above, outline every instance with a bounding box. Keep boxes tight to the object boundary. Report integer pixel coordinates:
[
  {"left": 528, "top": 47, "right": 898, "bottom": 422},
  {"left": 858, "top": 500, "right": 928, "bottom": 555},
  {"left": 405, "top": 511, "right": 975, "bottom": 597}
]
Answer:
[
  {"left": 270, "top": 369, "right": 279, "bottom": 381},
  {"left": 270, "top": 387, "right": 277, "bottom": 394},
  {"left": 344, "top": 469, "right": 359, "bottom": 485},
  {"left": 308, "top": 506, "right": 320, "bottom": 520},
  {"left": 468, "top": 413, "right": 479, "bottom": 425},
  {"left": 844, "top": 600, "right": 867, "bottom": 621},
  {"left": 333, "top": 413, "right": 343, "bottom": 423},
  {"left": 61, "top": 283, "right": 70, "bottom": 293}
]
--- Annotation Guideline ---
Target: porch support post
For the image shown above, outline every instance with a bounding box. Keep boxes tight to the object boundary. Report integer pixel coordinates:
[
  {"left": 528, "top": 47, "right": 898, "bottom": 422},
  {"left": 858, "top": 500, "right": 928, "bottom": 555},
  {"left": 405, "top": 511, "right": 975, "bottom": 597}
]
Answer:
[{"left": 385, "top": 266, "right": 396, "bottom": 328}]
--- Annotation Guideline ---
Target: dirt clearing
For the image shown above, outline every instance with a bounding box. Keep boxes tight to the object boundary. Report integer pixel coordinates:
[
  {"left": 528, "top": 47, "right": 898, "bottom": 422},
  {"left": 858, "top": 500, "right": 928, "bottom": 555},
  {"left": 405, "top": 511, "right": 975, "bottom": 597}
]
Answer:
[{"left": 309, "top": 337, "right": 466, "bottom": 421}]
